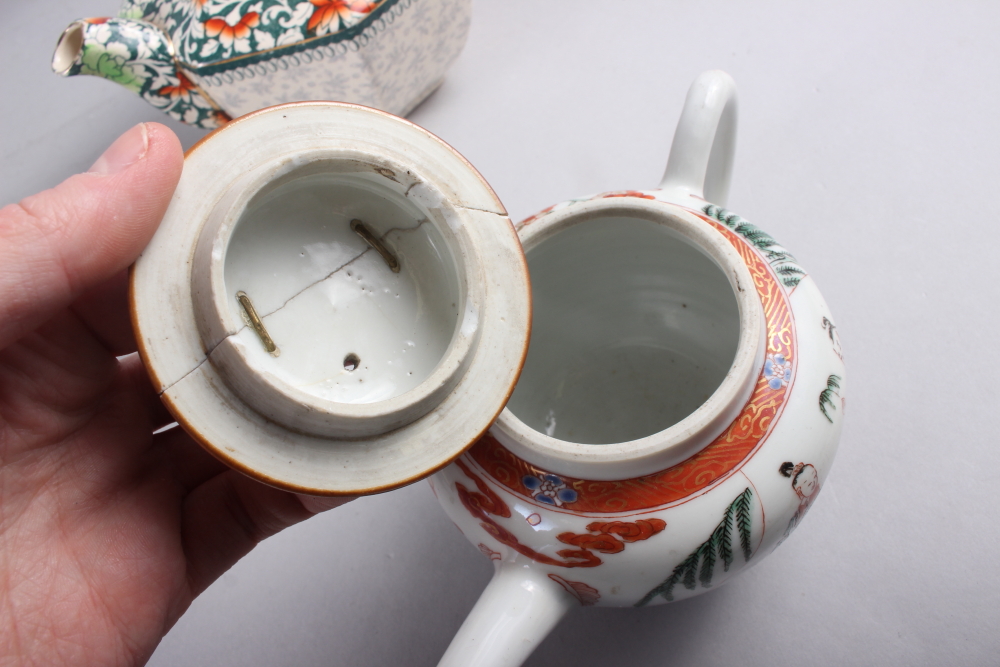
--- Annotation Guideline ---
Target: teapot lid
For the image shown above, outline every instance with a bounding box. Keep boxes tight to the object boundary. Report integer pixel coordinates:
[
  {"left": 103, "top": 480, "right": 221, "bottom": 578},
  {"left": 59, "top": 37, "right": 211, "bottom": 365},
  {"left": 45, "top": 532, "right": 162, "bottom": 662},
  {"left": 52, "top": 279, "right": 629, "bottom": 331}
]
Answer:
[{"left": 131, "top": 102, "right": 531, "bottom": 495}]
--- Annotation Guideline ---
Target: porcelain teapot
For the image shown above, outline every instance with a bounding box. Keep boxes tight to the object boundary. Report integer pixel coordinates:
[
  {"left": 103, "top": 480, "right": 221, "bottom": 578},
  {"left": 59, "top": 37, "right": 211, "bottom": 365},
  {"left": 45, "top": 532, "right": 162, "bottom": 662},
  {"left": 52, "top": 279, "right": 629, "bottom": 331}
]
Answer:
[
  {"left": 429, "top": 70, "right": 846, "bottom": 667},
  {"left": 52, "top": 0, "right": 470, "bottom": 129}
]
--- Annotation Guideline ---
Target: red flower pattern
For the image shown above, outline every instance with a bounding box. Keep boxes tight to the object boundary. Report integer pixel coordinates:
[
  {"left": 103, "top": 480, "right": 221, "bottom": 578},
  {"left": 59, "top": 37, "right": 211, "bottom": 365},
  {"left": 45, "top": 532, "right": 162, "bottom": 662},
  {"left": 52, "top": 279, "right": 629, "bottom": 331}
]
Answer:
[
  {"left": 307, "top": 0, "right": 376, "bottom": 34},
  {"left": 157, "top": 71, "right": 196, "bottom": 101},
  {"left": 204, "top": 12, "right": 260, "bottom": 48}
]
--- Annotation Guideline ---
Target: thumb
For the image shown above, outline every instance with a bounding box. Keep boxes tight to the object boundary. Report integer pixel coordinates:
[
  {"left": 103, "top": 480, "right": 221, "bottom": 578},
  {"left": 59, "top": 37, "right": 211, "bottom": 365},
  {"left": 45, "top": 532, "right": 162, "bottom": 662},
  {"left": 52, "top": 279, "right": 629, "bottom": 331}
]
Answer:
[{"left": 0, "top": 122, "right": 183, "bottom": 350}]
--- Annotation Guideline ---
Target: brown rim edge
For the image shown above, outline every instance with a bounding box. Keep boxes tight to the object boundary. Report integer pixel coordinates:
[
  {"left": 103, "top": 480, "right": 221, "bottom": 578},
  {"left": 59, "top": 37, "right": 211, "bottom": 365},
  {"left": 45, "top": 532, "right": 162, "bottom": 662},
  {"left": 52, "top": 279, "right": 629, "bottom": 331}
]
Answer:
[
  {"left": 131, "top": 105, "right": 529, "bottom": 495},
  {"left": 155, "top": 217, "right": 530, "bottom": 497}
]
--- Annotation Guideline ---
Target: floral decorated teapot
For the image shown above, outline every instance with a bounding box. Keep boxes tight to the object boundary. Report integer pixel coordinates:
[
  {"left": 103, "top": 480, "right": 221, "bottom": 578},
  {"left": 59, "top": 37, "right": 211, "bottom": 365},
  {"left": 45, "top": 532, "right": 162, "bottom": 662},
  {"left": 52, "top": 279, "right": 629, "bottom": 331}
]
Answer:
[
  {"left": 429, "top": 71, "right": 846, "bottom": 667},
  {"left": 52, "top": 0, "right": 471, "bottom": 129}
]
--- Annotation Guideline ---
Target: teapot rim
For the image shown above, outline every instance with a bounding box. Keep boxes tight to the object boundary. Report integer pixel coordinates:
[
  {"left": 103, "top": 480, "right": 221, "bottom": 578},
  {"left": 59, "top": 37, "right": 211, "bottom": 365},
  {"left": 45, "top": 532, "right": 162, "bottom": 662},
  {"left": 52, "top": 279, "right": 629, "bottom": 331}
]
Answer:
[{"left": 490, "top": 195, "right": 766, "bottom": 481}]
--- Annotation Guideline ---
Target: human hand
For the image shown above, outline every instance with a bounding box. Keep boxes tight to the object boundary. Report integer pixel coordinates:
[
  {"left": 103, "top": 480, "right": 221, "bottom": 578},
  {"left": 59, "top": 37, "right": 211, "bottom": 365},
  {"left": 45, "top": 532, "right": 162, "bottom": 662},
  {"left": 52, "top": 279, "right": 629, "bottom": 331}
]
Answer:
[{"left": 0, "top": 123, "right": 351, "bottom": 666}]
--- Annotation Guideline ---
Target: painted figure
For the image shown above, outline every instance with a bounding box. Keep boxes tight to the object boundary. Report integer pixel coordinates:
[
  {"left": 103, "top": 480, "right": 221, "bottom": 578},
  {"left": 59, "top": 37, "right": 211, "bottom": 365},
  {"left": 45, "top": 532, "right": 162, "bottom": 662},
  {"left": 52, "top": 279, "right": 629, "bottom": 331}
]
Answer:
[{"left": 779, "top": 461, "right": 820, "bottom": 537}]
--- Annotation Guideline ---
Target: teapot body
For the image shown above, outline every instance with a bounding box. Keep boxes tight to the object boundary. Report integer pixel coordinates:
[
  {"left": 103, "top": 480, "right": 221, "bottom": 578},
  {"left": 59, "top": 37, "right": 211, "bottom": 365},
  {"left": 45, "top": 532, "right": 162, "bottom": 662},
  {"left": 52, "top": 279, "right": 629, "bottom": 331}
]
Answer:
[
  {"left": 432, "top": 191, "right": 845, "bottom": 613},
  {"left": 54, "top": 0, "right": 470, "bottom": 128},
  {"left": 430, "top": 68, "right": 847, "bottom": 667}
]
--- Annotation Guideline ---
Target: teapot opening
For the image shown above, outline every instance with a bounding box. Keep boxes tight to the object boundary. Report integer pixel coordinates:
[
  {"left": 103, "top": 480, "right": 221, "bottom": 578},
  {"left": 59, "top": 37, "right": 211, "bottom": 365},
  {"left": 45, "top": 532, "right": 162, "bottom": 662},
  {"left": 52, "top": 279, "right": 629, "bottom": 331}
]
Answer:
[
  {"left": 52, "top": 22, "right": 85, "bottom": 75},
  {"left": 506, "top": 213, "right": 740, "bottom": 445}
]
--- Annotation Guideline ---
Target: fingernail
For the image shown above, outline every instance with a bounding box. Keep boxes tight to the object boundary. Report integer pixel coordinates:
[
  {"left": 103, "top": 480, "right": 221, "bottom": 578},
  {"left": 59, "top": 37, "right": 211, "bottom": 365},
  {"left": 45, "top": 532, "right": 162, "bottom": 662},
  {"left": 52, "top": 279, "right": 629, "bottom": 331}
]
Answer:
[
  {"left": 297, "top": 493, "right": 355, "bottom": 514},
  {"left": 88, "top": 123, "right": 149, "bottom": 175}
]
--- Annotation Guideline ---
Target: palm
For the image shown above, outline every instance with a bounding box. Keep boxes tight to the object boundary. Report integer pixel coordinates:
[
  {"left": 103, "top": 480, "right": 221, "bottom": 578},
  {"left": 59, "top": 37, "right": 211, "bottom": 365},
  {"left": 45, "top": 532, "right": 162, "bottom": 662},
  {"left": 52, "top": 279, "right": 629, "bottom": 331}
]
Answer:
[
  {"left": 1, "top": 305, "right": 191, "bottom": 664},
  {"left": 0, "top": 124, "right": 346, "bottom": 666}
]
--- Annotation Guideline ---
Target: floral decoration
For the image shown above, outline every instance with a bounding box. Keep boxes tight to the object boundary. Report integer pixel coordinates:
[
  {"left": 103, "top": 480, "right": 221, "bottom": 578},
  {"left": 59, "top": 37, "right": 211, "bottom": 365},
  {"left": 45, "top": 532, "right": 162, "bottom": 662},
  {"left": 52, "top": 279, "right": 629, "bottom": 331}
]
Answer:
[
  {"left": 60, "top": 0, "right": 404, "bottom": 128},
  {"left": 116, "top": 0, "right": 390, "bottom": 70},
  {"left": 61, "top": 17, "right": 230, "bottom": 129},
  {"left": 522, "top": 474, "right": 578, "bottom": 507},
  {"left": 307, "top": 0, "right": 376, "bottom": 35},
  {"left": 203, "top": 11, "right": 260, "bottom": 58},
  {"left": 470, "top": 222, "right": 796, "bottom": 513},
  {"left": 764, "top": 353, "right": 792, "bottom": 390}
]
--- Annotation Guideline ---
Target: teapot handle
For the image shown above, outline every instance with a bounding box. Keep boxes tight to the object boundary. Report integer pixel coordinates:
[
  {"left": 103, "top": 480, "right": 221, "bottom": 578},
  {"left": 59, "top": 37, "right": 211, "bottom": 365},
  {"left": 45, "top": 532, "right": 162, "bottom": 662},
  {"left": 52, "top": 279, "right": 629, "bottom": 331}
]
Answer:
[{"left": 659, "top": 70, "right": 738, "bottom": 206}]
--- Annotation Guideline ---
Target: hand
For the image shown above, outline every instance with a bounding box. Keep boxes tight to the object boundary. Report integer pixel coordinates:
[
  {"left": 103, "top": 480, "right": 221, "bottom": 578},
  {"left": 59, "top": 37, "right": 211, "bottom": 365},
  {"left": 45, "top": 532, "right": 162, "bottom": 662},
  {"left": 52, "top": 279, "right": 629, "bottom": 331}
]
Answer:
[{"left": 0, "top": 124, "right": 351, "bottom": 666}]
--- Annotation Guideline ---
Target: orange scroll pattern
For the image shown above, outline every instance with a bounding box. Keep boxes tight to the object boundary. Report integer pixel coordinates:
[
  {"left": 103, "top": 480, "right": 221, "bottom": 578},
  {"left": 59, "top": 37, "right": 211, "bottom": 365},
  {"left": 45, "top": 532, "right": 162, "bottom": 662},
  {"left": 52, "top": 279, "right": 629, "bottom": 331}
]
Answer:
[
  {"left": 455, "top": 460, "right": 665, "bottom": 568},
  {"left": 468, "top": 216, "right": 796, "bottom": 513}
]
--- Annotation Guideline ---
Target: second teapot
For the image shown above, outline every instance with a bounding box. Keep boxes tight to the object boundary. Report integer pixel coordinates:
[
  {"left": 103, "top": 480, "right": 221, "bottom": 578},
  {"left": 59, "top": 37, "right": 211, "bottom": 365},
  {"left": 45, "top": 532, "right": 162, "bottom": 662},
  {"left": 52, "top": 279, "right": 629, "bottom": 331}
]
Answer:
[{"left": 53, "top": 0, "right": 471, "bottom": 128}]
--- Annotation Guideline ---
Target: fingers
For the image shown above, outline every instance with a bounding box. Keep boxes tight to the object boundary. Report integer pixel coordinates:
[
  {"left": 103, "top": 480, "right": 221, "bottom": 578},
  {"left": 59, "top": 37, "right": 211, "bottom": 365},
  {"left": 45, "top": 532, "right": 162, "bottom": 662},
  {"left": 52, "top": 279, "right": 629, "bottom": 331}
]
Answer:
[
  {"left": 0, "top": 123, "right": 183, "bottom": 351},
  {"left": 181, "top": 470, "right": 354, "bottom": 596}
]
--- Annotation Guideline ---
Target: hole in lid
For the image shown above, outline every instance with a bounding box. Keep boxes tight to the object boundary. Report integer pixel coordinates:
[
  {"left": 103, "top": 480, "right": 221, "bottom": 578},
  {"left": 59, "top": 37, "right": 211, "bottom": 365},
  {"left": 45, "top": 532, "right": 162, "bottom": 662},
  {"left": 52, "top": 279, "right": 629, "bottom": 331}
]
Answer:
[{"left": 343, "top": 353, "right": 360, "bottom": 371}]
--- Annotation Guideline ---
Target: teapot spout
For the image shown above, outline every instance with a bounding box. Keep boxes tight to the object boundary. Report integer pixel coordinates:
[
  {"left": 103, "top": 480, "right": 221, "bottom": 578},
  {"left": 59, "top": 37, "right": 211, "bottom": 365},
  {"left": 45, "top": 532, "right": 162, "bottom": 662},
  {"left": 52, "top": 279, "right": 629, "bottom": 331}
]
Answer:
[
  {"left": 437, "top": 564, "right": 574, "bottom": 667},
  {"left": 52, "top": 18, "right": 230, "bottom": 130}
]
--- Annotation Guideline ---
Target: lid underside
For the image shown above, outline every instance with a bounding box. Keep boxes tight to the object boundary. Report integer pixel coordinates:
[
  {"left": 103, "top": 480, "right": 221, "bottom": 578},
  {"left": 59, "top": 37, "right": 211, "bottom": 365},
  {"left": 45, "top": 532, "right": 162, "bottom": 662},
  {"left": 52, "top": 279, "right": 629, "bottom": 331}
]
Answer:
[{"left": 131, "top": 102, "right": 531, "bottom": 495}]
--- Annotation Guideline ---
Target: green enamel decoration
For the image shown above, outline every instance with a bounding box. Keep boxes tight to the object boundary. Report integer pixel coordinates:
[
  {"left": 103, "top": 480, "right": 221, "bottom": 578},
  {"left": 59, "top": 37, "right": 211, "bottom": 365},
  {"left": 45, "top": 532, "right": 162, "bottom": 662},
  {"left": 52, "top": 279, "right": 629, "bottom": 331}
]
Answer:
[
  {"left": 819, "top": 374, "right": 842, "bottom": 423},
  {"left": 79, "top": 43, "right": 145, "bottom": 93},
  {"left": 114, "top": 0, "right": 399, "bottom": 75},
  {"left": 60, "top": 18, "right": 228, "bottom": 130},
  {"left": 702, "top": 204, "right": 808, "bottom": 289},
  {"left": 635, "top": 488, "right": 754, "bottom": 606}
]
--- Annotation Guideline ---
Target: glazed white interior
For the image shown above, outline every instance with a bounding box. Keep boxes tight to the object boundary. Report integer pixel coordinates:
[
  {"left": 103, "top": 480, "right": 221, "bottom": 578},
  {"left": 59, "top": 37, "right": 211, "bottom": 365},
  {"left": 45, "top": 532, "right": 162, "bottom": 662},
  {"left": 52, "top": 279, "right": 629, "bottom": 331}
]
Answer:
[
  {"left": 190, "top": 153, "right": 480, "bottom": 438},
  {"left": 223, "top": 168, "right": 462, "bottom": 404},
  {"left": 506, "top": 215, "right": 740, "bottom": 444},
  {"left": 494, "top": 198, "right": 763, "bottom": 479}
]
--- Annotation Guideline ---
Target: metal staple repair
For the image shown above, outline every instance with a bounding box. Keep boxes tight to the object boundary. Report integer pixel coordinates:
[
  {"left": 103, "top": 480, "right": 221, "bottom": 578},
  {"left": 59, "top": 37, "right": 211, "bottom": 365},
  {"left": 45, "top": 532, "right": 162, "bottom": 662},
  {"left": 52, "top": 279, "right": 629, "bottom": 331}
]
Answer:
[
  {"left": 351, "top": 219, "right": 401, "bottom": 272},
  {"left": 236, "top": 291, "right": 280, "bottom": 356}
]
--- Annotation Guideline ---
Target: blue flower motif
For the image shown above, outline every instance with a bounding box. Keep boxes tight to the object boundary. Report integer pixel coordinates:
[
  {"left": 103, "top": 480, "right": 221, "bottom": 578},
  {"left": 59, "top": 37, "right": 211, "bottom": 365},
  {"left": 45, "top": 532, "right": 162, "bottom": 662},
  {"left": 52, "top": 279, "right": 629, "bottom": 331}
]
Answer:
[
  {"left": 764, "top": 353, "right": 792, "bottom": 390},
  {"left": 522, "top": 474, "right": 577, "bottom": 507},
  {"left": 557, "top": 488, "right": 578, "bottom": 504}
]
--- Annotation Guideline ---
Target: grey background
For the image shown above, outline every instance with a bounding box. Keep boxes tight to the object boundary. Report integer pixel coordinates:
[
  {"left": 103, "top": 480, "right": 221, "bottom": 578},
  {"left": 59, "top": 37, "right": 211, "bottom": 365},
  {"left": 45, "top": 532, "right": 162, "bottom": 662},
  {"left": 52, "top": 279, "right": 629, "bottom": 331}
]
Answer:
[{"left": 3, "top": 1, "right": 998, "bottom": 665}]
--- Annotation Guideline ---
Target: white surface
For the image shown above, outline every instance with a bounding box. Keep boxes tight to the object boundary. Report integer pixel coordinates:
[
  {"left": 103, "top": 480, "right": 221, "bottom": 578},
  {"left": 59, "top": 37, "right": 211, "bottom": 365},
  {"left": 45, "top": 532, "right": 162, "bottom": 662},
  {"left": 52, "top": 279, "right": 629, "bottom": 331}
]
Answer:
[
  {"left": 131, "top": 102, "right": 529, "bottom": 493},
  {"left": 438, "top": 564, "right": 574, "bottom": 667},
  {"left": 2, "top": 1, "right": 998, "bottom": 665},
  {"left": 495, "top": 197, "right": 767, "bottom": 480}
]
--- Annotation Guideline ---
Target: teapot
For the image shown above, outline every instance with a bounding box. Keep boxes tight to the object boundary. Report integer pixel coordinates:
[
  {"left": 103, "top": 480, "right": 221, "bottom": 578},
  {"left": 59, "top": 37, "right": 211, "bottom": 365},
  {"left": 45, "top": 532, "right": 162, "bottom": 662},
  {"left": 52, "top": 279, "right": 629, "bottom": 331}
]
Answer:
[
  {"left": 125, "top": 65, "right": 843, "bottom": 666},
  {"left": 428, "top": 70, "right": 846, "bottom": 667},
  {"left": 52, "top": 0, "right": 471, "bottom": 129}
]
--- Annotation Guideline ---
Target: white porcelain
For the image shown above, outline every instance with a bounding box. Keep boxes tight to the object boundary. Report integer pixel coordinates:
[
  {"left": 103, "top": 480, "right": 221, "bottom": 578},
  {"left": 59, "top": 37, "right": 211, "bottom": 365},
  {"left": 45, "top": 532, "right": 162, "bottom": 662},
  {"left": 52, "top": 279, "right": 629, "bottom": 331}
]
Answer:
[
  {"left": 430, "top": 71, "right": 846, "bottom": 666},
  {"left": 131, "top": 102, "right": 531, "bottom": 494}
]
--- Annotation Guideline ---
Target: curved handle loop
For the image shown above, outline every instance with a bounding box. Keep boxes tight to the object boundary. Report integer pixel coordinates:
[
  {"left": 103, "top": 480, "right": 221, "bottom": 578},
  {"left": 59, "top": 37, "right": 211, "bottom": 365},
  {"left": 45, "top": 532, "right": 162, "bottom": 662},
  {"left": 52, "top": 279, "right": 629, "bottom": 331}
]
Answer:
[{"left": 659, "top": 70, "right": 738, "bottom": 206}]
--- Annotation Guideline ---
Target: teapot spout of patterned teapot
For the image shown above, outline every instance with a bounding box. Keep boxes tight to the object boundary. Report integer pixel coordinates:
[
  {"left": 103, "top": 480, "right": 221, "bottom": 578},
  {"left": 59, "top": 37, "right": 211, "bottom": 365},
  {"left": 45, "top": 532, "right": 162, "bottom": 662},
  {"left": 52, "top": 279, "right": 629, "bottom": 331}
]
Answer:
[
  {"left": 52, "top": 17, "right": 231, "bottom": 129},
  {"left": 52, "top": 1, "right": 474, "bottom": 130},
  {"left": 431, "top": 70, "right": 845, "bottom": 667}
]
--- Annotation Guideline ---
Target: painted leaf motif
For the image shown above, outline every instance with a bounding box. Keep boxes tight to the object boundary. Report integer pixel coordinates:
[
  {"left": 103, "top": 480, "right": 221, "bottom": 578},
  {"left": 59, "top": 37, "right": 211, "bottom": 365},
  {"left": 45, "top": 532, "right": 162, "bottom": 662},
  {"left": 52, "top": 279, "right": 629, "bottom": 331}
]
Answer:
[
  {"left": 819, "top": 374, "right": 843, "bottom": 422},
  {"left": 635, "top": 488, "right": 755, "bottom": 606},
  {"left": 703, "top": 204, "right": 807, "bottom": 289}
]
